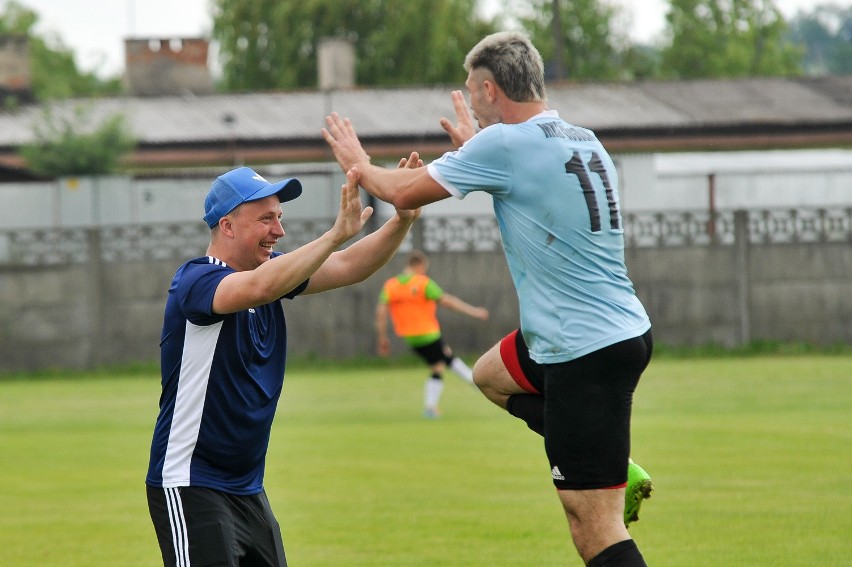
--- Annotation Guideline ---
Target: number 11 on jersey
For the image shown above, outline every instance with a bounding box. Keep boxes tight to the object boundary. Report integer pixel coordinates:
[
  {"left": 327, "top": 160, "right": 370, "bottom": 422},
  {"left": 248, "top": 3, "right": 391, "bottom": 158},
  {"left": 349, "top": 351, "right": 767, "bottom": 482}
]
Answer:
[{"left": 565, "top": 151, "right": 621, "bottom": 233}]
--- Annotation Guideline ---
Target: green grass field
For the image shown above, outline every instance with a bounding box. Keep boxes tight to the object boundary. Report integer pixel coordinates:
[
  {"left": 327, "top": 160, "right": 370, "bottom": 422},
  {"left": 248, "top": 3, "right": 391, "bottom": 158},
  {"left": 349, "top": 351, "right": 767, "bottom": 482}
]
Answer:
[{"left": 1, "top": 354, "right": 849, "bottom": 566}]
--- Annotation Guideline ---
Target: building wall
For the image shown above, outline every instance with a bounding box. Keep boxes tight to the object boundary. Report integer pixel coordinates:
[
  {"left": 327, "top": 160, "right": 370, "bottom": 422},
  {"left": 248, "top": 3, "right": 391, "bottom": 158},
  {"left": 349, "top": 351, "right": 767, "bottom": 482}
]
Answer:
[
  {"left": 124, "top": 37, "right": 213, "bottom": 96},
  {"left": 2, "top": 152, "right": 850, "bottom": 372},
  {"left": 0, "top": 34, "right": 33, "bottom": 103},
  {"left": 619, "top": 149, "right": 852, "bottom": 212},
  {"left": 0, "top": 208, "right": 849, "bottom": 373},
  {"left": 3, "top": 148, "right": 851, "bottom": 232},
  {"left": 0, "top": 35, "right": 29, "bottom": 89}
]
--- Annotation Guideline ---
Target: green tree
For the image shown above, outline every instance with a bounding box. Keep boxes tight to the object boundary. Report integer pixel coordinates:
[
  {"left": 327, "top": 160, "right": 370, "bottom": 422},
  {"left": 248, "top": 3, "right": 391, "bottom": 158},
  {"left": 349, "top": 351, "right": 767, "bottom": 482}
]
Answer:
[
  {"left": 518, "top": 0, "right": 627, "bottom": 81},
  {"left": 212, "top": 0, "right": 496, "bottom": 90},
  {"left": 619, "top": 44, "right": 664, "bottom": 81},
  {"left": 0, "top": 1, "right": 122, "bottom": 101},
  {"left": 787, "top": 4, "right": 852, "bottom": 75},
  {"left": 660, "top": 0, "right": 803, "bottom": 78},
  {"left": 20, "top": 105, "right": 136, "bottom": 176}
]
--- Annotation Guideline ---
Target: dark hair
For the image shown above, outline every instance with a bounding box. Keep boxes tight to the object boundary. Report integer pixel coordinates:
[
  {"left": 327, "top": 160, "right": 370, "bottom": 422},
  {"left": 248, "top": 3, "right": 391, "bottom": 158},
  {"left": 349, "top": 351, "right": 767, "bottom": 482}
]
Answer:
[{"left": 406, "top": 250, "right": 428, "bottom": 268}]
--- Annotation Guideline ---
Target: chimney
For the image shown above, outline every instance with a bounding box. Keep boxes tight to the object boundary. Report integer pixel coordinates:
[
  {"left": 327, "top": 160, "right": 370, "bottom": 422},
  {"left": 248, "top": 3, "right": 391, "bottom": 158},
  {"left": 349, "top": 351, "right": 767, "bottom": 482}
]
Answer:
[
  {"left": 0, "top": 35, "right": 34, "bottom": 104},
  {"left": 318, "top": 38, "right": 355, "bottom": 90},
  {"left": 124, "top": 37, "right": 214, "bottom": 96}
]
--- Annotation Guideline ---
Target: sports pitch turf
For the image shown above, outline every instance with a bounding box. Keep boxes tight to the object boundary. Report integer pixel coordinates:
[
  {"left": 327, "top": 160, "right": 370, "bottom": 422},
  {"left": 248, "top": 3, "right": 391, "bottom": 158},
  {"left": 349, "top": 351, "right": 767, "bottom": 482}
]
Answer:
[{"left": 0, "top": 354, "right": 849, "bottom": 566}]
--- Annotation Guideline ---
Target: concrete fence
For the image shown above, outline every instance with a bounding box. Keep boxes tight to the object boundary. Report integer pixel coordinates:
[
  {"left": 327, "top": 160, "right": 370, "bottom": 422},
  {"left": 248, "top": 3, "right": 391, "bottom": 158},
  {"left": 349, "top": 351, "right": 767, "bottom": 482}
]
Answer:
[{"left": 1, "top": 207, "right": 850, "bottom": 373}]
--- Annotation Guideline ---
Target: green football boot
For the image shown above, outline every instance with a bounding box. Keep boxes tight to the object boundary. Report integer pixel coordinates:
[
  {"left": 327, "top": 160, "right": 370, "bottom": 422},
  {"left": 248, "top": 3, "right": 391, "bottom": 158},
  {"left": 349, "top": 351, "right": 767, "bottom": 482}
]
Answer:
[{"left": 624, "top": 459, "right": 653, "bottom": 527}]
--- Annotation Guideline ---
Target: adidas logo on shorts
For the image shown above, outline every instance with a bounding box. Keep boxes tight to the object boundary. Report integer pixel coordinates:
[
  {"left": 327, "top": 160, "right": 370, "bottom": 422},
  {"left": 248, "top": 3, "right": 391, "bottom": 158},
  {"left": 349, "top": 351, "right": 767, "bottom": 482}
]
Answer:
[{"left": 551, "top": 466, "right": 565, "bottom": 481}]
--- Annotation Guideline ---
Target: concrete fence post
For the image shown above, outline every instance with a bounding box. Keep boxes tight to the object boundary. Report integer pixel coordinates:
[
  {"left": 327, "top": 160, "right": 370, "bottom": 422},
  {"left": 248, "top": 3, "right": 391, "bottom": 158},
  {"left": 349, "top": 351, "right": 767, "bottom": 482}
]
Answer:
[
  {"left": 85, "top": 228, "right": 106, "bottom": 368},
  {"left": 733, "top": 210, "right": 751, "bottom": 345},
  {"left": 410, "top": 221, "right": 425, "bottom": 252}
]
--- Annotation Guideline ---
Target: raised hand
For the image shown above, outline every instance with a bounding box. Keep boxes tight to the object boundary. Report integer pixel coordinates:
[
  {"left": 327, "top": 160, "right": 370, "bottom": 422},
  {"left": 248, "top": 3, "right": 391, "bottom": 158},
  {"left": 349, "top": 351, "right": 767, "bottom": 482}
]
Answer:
[
  {"left": 329, "top": 167, "right": 373, "bottom": 245},
  {"left": 322, "top": 112, "right": 371, "bottom": 173},
  {"left": 397, "top": 150, "right": 424, "bottom": 170},
  {"left": 439, "top": 90, "right": 476, "bottom": 148},
  {"left": 393, "top": 151, "right": 422, "bottom": 222}
]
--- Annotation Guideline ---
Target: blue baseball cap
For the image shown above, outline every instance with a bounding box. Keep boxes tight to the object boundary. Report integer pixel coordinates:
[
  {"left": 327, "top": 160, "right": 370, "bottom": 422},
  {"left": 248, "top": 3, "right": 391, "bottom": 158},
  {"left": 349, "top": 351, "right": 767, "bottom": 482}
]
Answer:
[{"left": 203, "top": 166, "right": 302, "bottom": 228}]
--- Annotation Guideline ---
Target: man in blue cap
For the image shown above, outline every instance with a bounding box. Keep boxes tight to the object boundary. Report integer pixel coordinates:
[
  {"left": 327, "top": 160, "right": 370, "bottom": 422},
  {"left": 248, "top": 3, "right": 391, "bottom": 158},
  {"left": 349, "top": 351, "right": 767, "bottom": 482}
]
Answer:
[{"left": 145, "top": 164, "right": 419, "bottom": 567}]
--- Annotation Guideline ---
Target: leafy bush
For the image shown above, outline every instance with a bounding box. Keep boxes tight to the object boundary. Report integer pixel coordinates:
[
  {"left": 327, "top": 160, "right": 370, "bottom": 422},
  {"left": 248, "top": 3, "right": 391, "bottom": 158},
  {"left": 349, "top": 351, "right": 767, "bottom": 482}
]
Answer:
[{"left": 19, "top": 104, "right": 135, "bottom": 176}]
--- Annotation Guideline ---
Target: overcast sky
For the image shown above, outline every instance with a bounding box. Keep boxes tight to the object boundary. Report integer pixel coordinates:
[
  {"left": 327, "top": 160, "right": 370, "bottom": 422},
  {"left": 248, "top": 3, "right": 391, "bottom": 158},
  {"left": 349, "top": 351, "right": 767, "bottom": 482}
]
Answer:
[{"left": 7, "top": 0, "right": 846, "bottom": 79}]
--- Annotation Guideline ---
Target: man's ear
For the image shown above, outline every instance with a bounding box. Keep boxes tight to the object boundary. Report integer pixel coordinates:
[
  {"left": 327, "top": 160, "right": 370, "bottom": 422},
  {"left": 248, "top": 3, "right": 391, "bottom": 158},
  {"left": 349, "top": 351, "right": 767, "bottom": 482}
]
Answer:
[
  {"left": 484, "top": 79, "right": 499, "bottom": 102},
  {"left": 218, "top": 216, "right": 235, "bottom": 237}
]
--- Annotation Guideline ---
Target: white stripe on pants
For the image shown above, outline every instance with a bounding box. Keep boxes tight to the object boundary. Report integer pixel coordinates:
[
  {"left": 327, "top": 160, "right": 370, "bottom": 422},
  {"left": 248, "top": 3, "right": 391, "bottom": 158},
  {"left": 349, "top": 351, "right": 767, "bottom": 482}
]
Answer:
[{"left": 165, "top": 487, "right": 191, "bottom": 566}]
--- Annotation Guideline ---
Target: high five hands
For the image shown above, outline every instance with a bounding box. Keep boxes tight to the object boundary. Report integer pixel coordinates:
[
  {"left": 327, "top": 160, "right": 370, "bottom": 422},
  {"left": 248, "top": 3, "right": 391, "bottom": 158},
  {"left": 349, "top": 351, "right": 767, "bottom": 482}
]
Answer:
[
  {"left": 439, "top": 90, "right": 476, "bottom": 149},
  {"left": 322, "top": 113, "right": 369, "bottom": 174},
  {"left": 392, "top": 151, "right": 422, "bottom": 222}
]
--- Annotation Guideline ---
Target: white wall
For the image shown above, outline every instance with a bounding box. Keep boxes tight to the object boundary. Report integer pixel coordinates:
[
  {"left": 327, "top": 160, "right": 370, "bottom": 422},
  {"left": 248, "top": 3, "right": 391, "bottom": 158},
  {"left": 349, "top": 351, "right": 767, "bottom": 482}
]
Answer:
[
  {"left": 2, "top": 149, "right": 850, "bottom": 229},
  {"left": 632, "top": 149, "right": 852, "bottom": 212}
]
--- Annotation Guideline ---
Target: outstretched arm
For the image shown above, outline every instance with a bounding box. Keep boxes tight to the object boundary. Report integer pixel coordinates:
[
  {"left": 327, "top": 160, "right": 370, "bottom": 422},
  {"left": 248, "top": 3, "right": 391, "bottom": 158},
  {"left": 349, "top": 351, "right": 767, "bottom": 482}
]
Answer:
[
  {"left": 304, "top": 158, "right": 421, "bottom": 294},
  {"left": 438, "top": 293, "right": 489, "bottom": 321},
  {"left": 322, "top": 113, "right": 450, "bottom": 210}
]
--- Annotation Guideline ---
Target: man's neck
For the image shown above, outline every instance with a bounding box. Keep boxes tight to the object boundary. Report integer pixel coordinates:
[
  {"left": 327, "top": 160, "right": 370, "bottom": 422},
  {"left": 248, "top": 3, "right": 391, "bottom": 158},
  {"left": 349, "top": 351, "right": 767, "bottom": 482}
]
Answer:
[
  {"left": 501, "top": 100, "right": 548, "bottom": 124},
  {"left": 206, "top": 244, "right": 243, "bottom": 271}
]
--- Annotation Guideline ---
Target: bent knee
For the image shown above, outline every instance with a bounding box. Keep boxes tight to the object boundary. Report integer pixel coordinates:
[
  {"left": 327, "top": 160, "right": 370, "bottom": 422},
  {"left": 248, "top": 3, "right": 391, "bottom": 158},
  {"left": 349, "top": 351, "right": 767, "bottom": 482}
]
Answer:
[
  {"left": 472, "top": 346, "right": 520, "bottom": 408},
  {"left": 472, "top": 347, "right": 498, "bottom": 390},
  {"left": 471, "top": 357, "right": 485, "bottom": 387}
]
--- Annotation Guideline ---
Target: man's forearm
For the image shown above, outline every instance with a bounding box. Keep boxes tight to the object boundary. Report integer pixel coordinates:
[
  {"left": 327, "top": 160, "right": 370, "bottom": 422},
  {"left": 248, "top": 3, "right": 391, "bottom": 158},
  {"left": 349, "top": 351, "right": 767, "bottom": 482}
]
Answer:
[
  {"left": 335, "top": 213, "right": 416, "bottom": 283},
  {"left": 356, "top": 164, "right": 444, "bottom": 210},
  {"left": 355, "top": 162, "right": 405, "bottom": 204}
]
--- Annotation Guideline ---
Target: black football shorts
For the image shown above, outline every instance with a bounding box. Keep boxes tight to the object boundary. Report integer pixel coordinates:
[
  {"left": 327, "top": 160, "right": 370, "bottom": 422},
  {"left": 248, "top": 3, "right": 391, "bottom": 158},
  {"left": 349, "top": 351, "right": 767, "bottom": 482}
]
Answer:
[
  {"left": 412, "top": 337, "right": 453, "bottom": 366},
  {"left": 500, "top": 328, "right": 653, "bottom": 490},
  {"left": 147, "top": 485, "right": 287, "bottom": 567}
]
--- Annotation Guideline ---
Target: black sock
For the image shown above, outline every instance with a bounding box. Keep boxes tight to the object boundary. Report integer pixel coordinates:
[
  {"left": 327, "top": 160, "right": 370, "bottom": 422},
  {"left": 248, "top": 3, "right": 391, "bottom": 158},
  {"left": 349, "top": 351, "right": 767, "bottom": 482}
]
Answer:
[
  {"left": 587, "top": 539, "right": 646, "bottom": 567},
  {"left": 506, "top": 394, "right": 544, "bottom": 436}
]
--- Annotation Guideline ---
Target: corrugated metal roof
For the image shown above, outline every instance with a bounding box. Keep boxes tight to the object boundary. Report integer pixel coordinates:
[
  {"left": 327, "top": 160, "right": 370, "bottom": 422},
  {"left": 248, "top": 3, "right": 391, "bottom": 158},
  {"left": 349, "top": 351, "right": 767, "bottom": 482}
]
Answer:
[
  {"left": 548, "top": 83, "right": 692, "bottom": 128},
  {"left": 638, "top": 78, "right": 852, "bottom": 125},
  {"left": 0, "top": 76, "right": 850, "bottom": 148}
]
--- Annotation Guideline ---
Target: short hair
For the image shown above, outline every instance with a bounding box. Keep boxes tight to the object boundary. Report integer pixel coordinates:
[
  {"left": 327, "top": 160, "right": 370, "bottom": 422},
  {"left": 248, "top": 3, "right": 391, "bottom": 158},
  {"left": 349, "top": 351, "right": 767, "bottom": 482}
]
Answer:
[
  {"left": 464, "top": 31, "right": 546, "bottom": 103},
  {"left": 406, "top": 250, "right": 428, "bottom": 268}
]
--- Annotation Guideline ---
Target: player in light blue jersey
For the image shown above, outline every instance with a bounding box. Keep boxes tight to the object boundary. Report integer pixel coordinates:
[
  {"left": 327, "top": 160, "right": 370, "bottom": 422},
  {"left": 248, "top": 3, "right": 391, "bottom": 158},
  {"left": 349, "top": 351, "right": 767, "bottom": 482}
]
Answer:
[
  {"left": 146, "top": 164, "right": 418, "bottom": 567},
  {"left": 323, "top": 31, "right": 652, "bottom": 567}
]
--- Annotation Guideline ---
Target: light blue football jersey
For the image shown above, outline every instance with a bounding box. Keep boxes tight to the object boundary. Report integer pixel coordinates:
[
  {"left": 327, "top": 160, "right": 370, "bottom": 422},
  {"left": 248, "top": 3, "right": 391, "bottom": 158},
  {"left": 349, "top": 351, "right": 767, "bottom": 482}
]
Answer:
[{"left": 427, "top": 110, "right": 650, "bottom": 363}]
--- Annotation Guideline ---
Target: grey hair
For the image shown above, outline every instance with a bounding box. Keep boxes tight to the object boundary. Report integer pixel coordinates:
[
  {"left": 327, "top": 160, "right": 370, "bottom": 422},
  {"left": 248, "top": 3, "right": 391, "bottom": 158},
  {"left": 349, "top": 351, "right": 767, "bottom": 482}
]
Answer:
[{"left": 463, "top": 31, "right": 546, "bottom": 103}]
